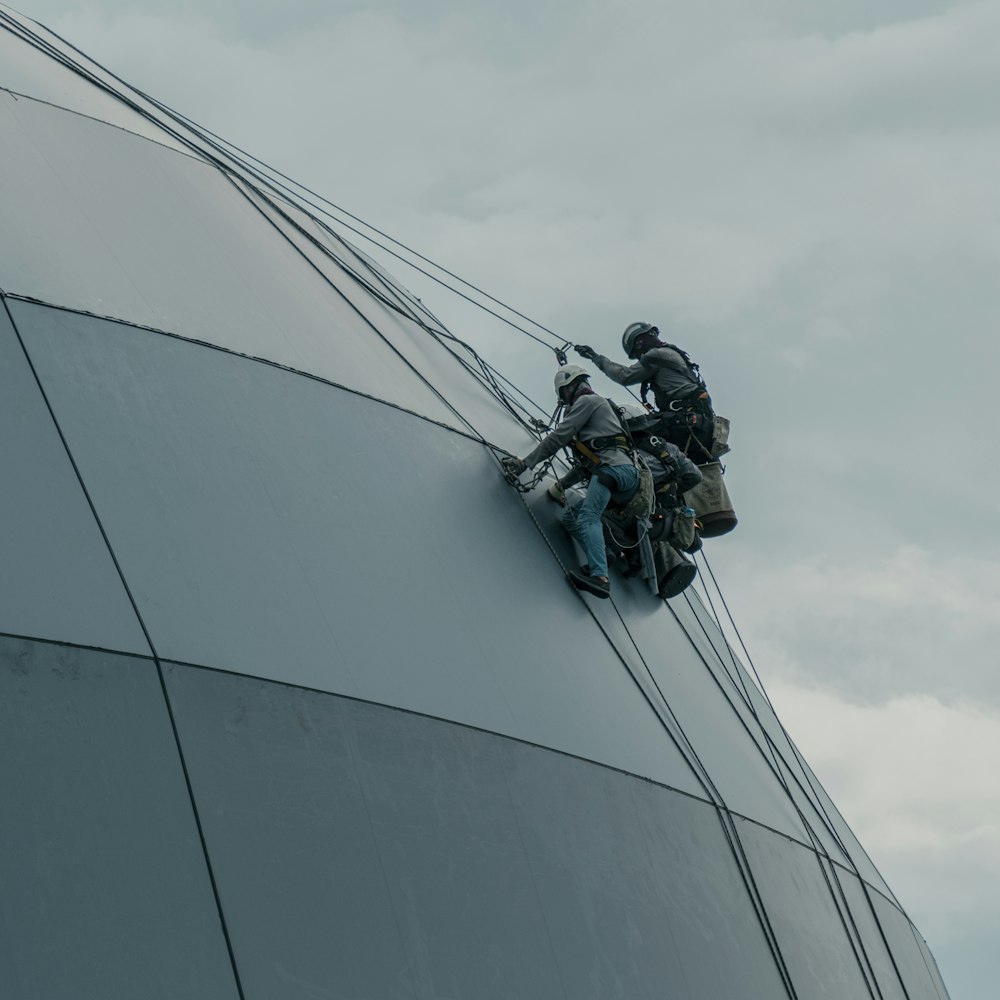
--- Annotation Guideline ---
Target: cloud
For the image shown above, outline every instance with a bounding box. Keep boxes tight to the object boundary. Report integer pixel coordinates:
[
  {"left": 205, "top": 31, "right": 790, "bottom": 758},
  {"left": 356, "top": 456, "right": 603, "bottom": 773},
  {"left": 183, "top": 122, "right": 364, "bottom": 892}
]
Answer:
[
  {"left": 10, "top": 2, "right": 1000, "bottom": 994},
  {"left": 769, "top": 677, "right": 1000, "bottom": 995},
  {"left": 30, "top": 0, "right": 996, "bottom": 646},
  {"left": 27, "top": 0, "right": 1000, "bottom": 345},
  {"left": 711, "top": 542, "right": 1000, "bottom": 705},
  {"left": 21, "top": 0, "right": 999, "bottom": 614}
]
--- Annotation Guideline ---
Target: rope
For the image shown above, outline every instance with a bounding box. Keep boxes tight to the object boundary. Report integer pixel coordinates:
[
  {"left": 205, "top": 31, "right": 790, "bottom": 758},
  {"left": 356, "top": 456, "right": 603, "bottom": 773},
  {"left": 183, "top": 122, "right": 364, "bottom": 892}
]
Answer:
[
  {"left": 1, "top": 13, "right": 568, "bottom": 355},
  {"left": 226, "top": 176, "right": 549, "bottom": 438},
  {"left": 0, "top": 16, "right": 573, "bottom": 459},
  {"left": 124, "top": 102, "right": 569, "bottom": 349},
  {"left": 692, "top": 551, "right": 911, "bottom": 999},
  {"left": 497, "top": 473, "right": 797, "bottom": 997},
  {"left": 0, "top": 12, "right": 649, "bottom": 434},
  {"left": 0, "top": 21, "right": 900, "bottom": 994},
  {"left": 698, "top": 552, "right": 897, "bottom": 887}
]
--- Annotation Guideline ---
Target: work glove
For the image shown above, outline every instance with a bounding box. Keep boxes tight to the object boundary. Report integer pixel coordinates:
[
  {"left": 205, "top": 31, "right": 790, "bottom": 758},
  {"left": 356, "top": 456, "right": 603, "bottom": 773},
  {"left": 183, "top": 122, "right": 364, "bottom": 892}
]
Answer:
[
  {"left": 574, "top": 344, "right": 598, "bottom": 361},
  {"left": 501, "top": 456, "right": 527, "bottom": 478},
  {"left": 547, "top": 482, "right": 567, "bottom": 506}
]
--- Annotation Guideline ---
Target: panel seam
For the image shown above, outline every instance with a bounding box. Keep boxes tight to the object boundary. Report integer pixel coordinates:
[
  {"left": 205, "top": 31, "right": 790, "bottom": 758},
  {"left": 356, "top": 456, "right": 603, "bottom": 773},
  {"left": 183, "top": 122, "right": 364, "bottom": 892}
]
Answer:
[
  {"left": 3, "top": 296, "right": 249, "bottom": 1000},
  {"left": 4, "top": 293, "right": 505, "bottom": 448}
]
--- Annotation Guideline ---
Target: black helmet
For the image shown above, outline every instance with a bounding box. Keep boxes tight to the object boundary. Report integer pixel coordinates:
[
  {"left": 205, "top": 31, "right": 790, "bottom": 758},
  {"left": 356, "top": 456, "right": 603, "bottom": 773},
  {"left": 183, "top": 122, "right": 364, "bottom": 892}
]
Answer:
[{"left": 622, "top": 321, "right": 658, "bottom": 359}]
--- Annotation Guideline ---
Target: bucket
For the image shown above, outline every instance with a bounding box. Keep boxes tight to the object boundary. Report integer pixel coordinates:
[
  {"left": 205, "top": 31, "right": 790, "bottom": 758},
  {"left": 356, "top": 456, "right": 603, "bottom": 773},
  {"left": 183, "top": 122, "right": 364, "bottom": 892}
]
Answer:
[
  {"left": 685, "top": 461, "right": 737, "bottom": 538},
  {"left": 711, "top": 414, "right": 731, "bottom": 458},
  {"left": 654, "top": 544, "right": 697, "bottom": 599}
]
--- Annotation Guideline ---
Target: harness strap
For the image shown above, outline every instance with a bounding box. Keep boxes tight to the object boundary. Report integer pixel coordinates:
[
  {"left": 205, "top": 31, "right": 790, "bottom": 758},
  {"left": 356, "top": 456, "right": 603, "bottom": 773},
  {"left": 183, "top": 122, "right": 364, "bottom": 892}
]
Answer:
[
  {"left": 588, "top": 434, "right": 629, "bottom": 451},
  {"left": 644, "top": 342, "right": 706, "bottom": 388},
  {"left": 571, "top": 435, "right": 630, "bottom": 465},
  {"left": 571, "top": 439, "right": 602, "bottom": 466},
  {"left": 570, "top": 439, "right": 638, "bottom": 501}
]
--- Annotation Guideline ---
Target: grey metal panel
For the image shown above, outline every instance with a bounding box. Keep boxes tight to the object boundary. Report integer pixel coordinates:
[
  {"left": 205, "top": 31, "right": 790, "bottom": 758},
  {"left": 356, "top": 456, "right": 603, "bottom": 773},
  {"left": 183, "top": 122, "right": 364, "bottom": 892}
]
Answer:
[
  {"left": 0, "top": 37, "right": 615, "bottom": 453},
  {"left": 0, "top": 42, "right": 190, "bottom": 153},
  {"left": 0, "top": 307, "right": 149, "bottom": 652},
  {"left": 349, "top": 691, "right": 568, "bottom": 999},
  {"left": 771, "top": 753, "right": 861, "bottom": 874},
  {"left": 0, "top": 100, "right": 463, "bottom": 427},
  {"left": 791, "top": 741, "right": 897, "bottom": 901},
  {"left": 310, "top": 218, "right": 449, "bottom": 334},
  {"left": 833, "top": 867, "right": 909, "bottom": 1000},
  {"left": 504, "top": 740, "right": 790, "bottom": 999},
  {"left": 869, "top": 892, "right": 948, "bottom": 1000},
  {"left": 573, "top": 570, "right": 812, "bottom": 843},
  {"left": 0, "top": 6, "right": 194, "bottom": 153},
  {"left": 0, "top": 636, "right": 239, "bottom": 1000},
  {"left": 162, "top": 664, "right": 419, "bottom": 1000},
  {"left": 675, "top": 592, "right": 892, "bottom": 893},
  {"left": 165, "top": 662, "right": 789, "bottom": 1000},
  {"left": 913, "top": 929, "right": 951, "bottom": 1000},
  {"left": 240, "top": 184, "right": 536, "bottom": 445},
  {"left": 734, "top": 818, "right": 872, "bottom": 999},
  {"left": 0, "top": 16, "right": 949, "bottom": 1000},
  {"left": 513, "top": 495, "right": 812, "bottom": 842},
  {"left": 19, "top": 304, "right": 705, "bottom": 797}
]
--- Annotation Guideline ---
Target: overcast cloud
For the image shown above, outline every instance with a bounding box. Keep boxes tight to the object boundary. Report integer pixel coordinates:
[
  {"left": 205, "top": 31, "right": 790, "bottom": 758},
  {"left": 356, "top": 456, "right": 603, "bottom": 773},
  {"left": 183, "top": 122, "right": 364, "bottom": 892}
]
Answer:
[{"left": 13, "top": 1, "right": 1000, "bottom": 996}]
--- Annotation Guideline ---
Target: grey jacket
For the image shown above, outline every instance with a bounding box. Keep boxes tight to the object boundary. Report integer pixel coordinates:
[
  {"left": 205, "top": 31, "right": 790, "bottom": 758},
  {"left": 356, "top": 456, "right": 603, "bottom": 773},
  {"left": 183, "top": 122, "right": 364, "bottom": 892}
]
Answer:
[
  {"left": 642, "top": 442, "right": 703, "bottom": 495},
  {"left": 522, "top": 391, "right": 633, "bottom": 471},
  {"left": 593, "top": 346, "right": 703, "bottom": 408}
]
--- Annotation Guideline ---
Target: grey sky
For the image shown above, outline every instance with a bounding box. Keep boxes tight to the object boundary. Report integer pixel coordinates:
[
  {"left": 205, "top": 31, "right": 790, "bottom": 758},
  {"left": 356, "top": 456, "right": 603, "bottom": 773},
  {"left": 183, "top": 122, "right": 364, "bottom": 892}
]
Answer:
[{"left": 15, "top": 1, "right": 1000, "bottom": 996}]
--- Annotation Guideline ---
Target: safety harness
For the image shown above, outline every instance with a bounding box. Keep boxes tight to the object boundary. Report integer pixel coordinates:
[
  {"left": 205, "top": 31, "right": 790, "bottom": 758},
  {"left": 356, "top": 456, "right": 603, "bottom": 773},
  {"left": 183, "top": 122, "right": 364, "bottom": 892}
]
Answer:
[
  {"left": 568, "top": 433, "right": 633, "bottom": 493},
  {"left": 564, "top": 405, "right": 694, "bottom": 596},
  {"left": 637, "top": 342, "right": 706, "bottom": 411},
  {"left": 632, "top": 389, "right": 716, "bottom": 464}
]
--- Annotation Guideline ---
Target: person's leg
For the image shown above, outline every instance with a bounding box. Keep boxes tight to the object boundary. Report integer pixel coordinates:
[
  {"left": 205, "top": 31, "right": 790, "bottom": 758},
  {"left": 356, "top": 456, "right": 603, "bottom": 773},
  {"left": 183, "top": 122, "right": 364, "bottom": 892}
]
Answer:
[
  {"left": 607, "top": 463, "right": 639, "bottom": 501},
  {"left": 561, "top": 496, "right": 581, "bottom": 535},
  {"left": 565, "top": 476, "right": 612, "bottom": 579},
  {"left": 560, "top": 497, "right": 584, "bottom": 569}
]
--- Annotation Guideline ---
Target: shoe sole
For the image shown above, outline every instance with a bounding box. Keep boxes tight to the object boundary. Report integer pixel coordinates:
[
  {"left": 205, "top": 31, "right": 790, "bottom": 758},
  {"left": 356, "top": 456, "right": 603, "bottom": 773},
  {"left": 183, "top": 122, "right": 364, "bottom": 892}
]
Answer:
[{"left": 568, "top": 571, "right": 610, "bottom": 599}]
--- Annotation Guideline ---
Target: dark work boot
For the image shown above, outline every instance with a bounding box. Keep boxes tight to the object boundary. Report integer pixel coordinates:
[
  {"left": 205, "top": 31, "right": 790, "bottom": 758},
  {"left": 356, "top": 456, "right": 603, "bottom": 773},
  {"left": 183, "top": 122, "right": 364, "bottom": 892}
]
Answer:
[{"left": 568, "top": 570, "right": 610, "bottom": 599}]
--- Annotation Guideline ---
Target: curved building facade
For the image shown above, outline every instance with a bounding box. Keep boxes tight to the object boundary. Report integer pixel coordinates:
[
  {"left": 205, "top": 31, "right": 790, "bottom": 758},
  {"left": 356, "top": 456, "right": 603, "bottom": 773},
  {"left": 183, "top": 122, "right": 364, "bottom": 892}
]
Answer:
[{"left": 0, "top": 7, "right": 950, "bottom": 999}]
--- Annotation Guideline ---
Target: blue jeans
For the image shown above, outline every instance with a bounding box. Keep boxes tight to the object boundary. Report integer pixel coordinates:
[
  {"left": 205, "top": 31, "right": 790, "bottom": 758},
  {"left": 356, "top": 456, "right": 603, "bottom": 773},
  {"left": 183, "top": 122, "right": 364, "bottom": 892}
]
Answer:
[{"left": 561, "top": 464, "right": 639, "bottom": 579}]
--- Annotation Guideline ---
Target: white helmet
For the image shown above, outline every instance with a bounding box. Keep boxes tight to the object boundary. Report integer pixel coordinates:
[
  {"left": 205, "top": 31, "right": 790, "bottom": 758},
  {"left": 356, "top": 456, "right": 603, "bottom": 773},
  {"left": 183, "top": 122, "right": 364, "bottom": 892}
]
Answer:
[
  {"left": 618, "top": 402, "right": 647, "bottom": 420},
  {"left": 553, "top": 364, "right": 590, "bottom": 400}
]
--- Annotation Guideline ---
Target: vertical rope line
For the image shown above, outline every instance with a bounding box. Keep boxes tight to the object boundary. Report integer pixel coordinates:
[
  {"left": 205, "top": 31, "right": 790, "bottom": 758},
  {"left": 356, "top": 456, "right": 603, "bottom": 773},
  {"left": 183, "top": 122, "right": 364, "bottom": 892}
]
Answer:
[
  {"left": 507, "top": 484, "right": 798, "bottom": 998},
  {"left": 657, "top": 582, "right": 885, "bottom": 996},
  {"left": 696, "top": 549, "right": 912, "bottom": 1000}
]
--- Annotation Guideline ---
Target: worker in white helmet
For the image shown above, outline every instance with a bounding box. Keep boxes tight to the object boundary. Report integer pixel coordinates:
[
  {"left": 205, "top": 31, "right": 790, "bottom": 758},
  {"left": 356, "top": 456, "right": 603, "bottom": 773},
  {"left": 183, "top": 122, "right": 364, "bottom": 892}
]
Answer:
[{"left": 502, "top": 365, "right": 638, "bottom": 599}]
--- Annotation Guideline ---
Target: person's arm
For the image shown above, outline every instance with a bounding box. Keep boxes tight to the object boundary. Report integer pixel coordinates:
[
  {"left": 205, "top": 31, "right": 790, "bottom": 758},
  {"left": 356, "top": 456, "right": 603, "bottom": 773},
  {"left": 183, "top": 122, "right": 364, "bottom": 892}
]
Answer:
[
  {"left": 676, "top": 457, "right": 703, "bottom": 495},
  {"left": 521, "top": 395, "right": 598, "bottom": 468},
  {"left": 556, "top": 466, "right": 587, "bottom": 489},
  {"left": 545, "top": 463, "right": 586, "bottom": 506},
  {"left": 592, "top": 355, "right": 651, "bottom": 387},
  {"left": 574, "top": 344, "right": 651, "bottom": 387},
  {"left": 665, "top": 443, "right": 703, "bottom": 493}
]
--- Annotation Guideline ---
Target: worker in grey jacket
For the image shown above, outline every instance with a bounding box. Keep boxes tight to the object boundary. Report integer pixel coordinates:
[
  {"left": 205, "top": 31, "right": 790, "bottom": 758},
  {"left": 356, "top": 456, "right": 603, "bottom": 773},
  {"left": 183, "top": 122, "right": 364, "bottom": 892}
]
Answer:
[
  {"left": 503, "top": 365, "right": 639, "bottom": 599},
  {"left": 642, "top": 439, "right": 703, "bottom": 499},
  {"left": 575, "top": 322, "right": 715, "bottom": 461},
  {"left": 598, "top": 436, "right": 704, "bottom": 597}
]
